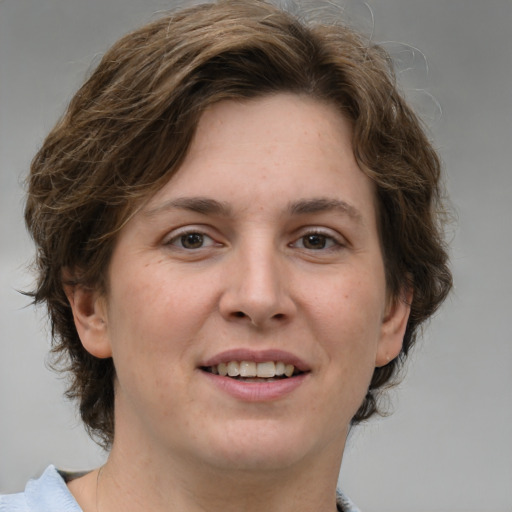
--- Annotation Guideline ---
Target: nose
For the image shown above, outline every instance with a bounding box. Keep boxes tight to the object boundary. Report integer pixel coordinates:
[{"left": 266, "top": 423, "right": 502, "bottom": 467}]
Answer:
[{"left": 219, "top": 242, "right": 296, "bottom": 328}]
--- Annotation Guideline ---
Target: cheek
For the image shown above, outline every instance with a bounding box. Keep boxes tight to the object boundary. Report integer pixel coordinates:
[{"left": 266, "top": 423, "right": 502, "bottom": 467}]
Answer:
[
  {"left": 304, "top": 268, "right": 386, "bottom": 384},
  {"left": 104, "top": 267, "right": 197, "bottom": 414},
  {"left": 104, "top": 261, "right": 220, "bottom": 386},
  {"left": 311, "top": 270, "right": 385, "bottom": 335},
  {"left": 108, "top": 261, "right": 201, "bottom": 333}
]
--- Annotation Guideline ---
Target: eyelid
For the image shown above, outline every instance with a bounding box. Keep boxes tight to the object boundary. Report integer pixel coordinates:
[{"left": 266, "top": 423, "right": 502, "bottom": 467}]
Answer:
[
  {"left": 163, "top": 225, "right": 221, "bottom": 249},
  {"left": 290, "top": 227, "right": 347, "bottom": 250}
]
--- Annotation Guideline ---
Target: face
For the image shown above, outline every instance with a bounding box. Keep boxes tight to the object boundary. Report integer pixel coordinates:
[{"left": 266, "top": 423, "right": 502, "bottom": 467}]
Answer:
[{"left": 72, "top": 94, "right": 409, "bottom": 474}]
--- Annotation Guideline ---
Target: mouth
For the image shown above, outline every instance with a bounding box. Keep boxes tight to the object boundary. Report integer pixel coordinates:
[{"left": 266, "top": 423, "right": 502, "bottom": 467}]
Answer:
[
  {"left": 200, "top": 360, "right": 305, "bottom": 382},
  {"left": 199, "top": 351, "right": 310, "bottom": 400}
]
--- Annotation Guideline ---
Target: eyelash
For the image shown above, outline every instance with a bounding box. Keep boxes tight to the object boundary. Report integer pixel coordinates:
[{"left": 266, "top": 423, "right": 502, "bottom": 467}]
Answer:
[
  {"left": 164, "top": 229, "right": 218, "bottom": 250},
  {"left": 164, "top": 228, "right": 345, "bottom": 252},
  {"left": 290, "top": 230, "right": 345, "bottom": 251}
]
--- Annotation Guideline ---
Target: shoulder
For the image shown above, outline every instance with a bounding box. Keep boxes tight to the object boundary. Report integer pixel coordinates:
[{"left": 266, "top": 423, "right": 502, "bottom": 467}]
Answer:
[{"left": 0, "top": 466, "right": 83, "bottom": 512}]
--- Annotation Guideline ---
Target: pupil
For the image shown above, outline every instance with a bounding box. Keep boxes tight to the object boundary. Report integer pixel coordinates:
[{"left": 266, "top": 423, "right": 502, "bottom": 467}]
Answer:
[
  {"left": 182, "top": 233, "right": 203, "bottom": 248},
  {"left": 304, "top": 234, "right": 326, "bottom": 249}
]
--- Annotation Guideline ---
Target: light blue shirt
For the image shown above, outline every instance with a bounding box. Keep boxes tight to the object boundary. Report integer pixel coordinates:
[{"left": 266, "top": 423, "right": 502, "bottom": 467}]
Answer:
[
  {"left": 0, "top": 466, "right": 82, "bottom": 512},
  {"left": 1, "top": 465, "right": 361, "bottom": 512}
]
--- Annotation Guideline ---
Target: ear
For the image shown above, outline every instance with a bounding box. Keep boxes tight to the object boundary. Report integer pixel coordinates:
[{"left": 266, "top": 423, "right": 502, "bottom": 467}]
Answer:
[
  {"left": 63, "top": 279, "right": 112, "bottom": 359},
  {"left": 375, "top": 287, "right": 413, "bottom": 367}
]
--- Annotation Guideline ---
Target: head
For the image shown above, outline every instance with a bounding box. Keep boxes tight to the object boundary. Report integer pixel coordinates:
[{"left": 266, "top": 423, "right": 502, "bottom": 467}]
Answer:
[{"left": 25, "top": 0, "right": 451, "bottom": 449}]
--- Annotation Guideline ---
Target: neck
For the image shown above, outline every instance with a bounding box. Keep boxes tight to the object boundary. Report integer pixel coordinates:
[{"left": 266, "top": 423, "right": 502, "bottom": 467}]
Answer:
[
  {"left": 100, "top": 452, "right": 341, "bottom": 512},
  {"left": 94, "top": 430, "right": 345, "bottom": 512},
  {"left": 78, "top": 391, "right": 349, "bottom": 512}
]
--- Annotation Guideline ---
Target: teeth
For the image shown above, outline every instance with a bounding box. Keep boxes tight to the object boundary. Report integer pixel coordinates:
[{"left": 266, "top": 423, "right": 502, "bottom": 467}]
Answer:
[
  {"left": 209, "top": 361, "right": 298, "bottom": 378},
  {"left": 257, "top": 361, "right": 275, "bottom": 378},
  {"left": 239, "top": 361, "right": 256, "bottom": 377},
  {"left": 275, "top": 361, "right": 285, "bottom": 376},
  {"left": 218, "top": 362, "right": 228, "bottom": 376},
  {"left": 227, "top": 361, "right": 240, "bottom": 377},
  {"left": 284, "top": 364, "right": 294, "bottom": 377}
]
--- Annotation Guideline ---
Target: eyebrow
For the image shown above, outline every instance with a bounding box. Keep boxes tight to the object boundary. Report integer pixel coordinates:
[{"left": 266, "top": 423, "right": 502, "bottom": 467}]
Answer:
[
  {"left": 288, "top": 197, "right": 364, "bottom": 224},
  {"left": 144, "top": 195, "right": 364, "bottom": 224},
  {"left": 144, "top": 197, "right": 232, "bottom": 217}
]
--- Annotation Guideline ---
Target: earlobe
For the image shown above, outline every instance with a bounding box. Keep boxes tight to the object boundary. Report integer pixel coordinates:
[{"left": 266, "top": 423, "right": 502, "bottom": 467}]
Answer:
[
  {"left": 63, "top": 280, "right": 112, "bottom": 359},
  {"left": 375, "top": 288, "right": 412, "bottom": 367}
]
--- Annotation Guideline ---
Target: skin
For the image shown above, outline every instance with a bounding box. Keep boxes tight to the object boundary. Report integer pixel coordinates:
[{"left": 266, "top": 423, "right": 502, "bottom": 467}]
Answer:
[{"left": 66, "top": 93, "right": 410, "bottom": 512}]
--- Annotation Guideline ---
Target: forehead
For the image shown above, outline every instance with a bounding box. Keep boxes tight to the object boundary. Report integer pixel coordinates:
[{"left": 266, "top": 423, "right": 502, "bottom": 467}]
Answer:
[{"left": 142, "top": 93, "right": 378, "bottom": 228}]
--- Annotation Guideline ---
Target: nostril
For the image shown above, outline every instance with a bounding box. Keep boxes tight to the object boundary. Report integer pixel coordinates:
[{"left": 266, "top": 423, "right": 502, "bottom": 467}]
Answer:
[{"left": 231, "top": 311, "right": 286, "bottom": 321}]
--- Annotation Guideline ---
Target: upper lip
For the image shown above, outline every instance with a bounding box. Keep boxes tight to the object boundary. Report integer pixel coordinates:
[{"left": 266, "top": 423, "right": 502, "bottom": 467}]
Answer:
[{"left": 200, "top": 349, "right": 311, "bottom": 372}]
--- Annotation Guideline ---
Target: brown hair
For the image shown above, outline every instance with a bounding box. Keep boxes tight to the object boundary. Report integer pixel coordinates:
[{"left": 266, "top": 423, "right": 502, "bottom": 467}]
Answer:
[{"left": 25, "top": 0, "right": 452, "bottom": 448}]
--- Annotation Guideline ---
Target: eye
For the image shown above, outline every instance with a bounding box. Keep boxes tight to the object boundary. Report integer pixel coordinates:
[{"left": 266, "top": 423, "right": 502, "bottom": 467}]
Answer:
[
  {"left": 290, "top": 231, "right": 343, "bottom": 251},
  {"left": 166, "top": 230, "right": 217, "bottom": 250}
]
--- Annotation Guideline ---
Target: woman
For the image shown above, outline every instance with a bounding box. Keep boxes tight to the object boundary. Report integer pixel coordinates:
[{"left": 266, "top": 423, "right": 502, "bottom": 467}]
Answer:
[{"left": 1, "top": 1, "right": 451, "bottom": 511}]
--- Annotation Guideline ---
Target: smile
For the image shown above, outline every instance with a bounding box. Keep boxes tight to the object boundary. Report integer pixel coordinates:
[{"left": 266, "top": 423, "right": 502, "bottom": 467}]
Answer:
[
  {"left": 202, "top": 361, "right": 300, "bottom": 380},
  {"left": 199, "top": 350, "right": 310, "bottom": 400}
]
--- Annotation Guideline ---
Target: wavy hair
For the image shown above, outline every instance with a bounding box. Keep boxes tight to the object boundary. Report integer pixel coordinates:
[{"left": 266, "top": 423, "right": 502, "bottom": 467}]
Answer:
[{"left": 25, "top": 0, "right": 452, "bottom": 448}]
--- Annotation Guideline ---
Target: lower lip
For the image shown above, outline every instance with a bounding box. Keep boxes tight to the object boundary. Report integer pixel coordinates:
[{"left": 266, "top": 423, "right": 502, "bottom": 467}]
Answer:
[{"left": 201, "top": 371, "right": 308, "bottom": 401}]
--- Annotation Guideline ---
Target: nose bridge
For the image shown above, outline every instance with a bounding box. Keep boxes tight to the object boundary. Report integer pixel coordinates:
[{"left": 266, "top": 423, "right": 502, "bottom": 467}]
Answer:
[
  {"left": 242, "top": 238, "right": 281, "bottom": 302},
  {"left": 220, "top": 232, "right": 294, "bottom": 326}
]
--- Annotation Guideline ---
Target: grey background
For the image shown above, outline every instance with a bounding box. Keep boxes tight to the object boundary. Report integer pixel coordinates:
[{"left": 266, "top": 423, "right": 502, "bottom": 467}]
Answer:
[{"left": 1, "top": 1, "right": 511, "bottom": 511}]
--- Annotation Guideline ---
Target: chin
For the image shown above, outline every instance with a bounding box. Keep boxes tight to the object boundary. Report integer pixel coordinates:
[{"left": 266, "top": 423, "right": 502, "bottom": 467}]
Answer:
[
  {"left": 194, "top": 419, "right": 339, "bottom": 473},
  {"left": 206, "top": 446, "right": 305, "bottom": 474}
]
